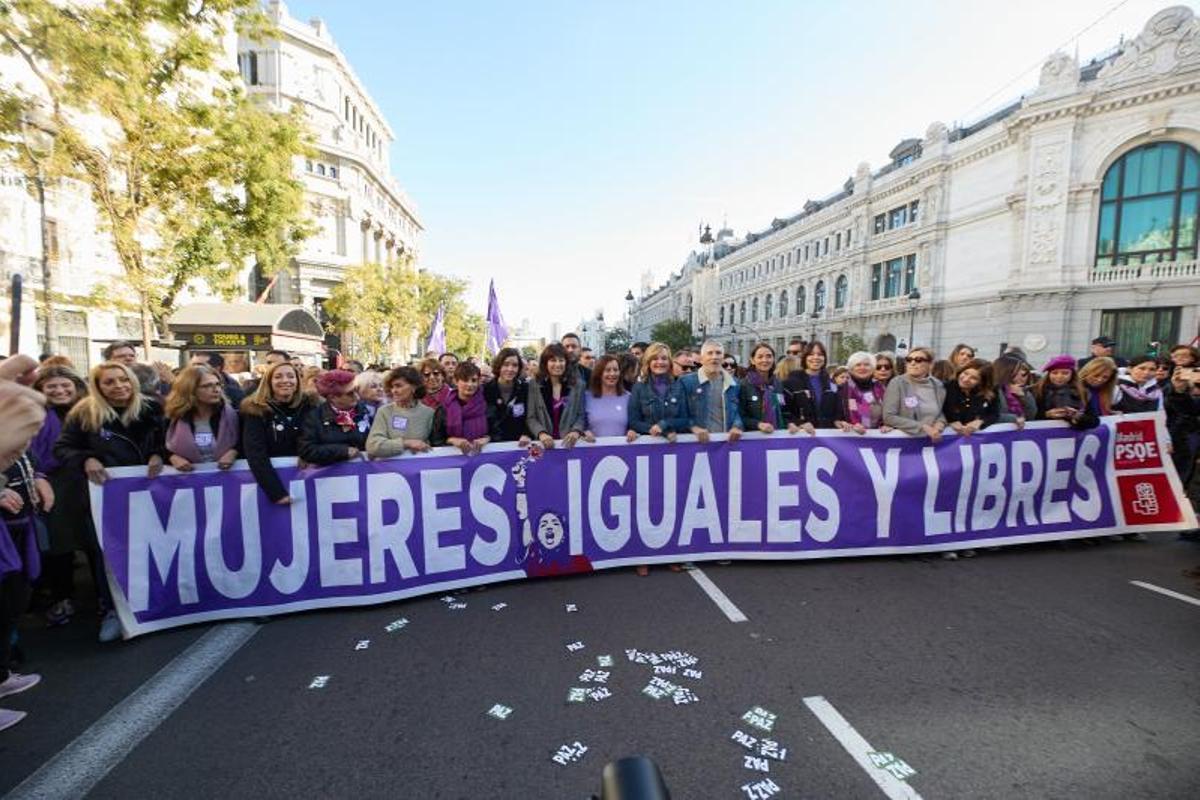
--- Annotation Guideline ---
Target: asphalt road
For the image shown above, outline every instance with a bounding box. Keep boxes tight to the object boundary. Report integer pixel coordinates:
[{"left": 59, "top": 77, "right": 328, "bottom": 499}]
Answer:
[{"left": 2, "top": 535, "right": 1198, "bottom": 799}]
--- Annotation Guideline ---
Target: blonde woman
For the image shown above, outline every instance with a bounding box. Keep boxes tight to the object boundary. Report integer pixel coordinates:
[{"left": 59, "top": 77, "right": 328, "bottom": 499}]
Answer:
[
  {"left": 240, "top": 361, "right": 315, "bottom": 505},
  {"left": 163, "top": 365, "right": 239, "bottom": 471},
  {"left": 626, "top": 342, "right": 684, "bottom": 442},
  {"left": 54, "top": 361, "right": 165, "bottom": 642}
]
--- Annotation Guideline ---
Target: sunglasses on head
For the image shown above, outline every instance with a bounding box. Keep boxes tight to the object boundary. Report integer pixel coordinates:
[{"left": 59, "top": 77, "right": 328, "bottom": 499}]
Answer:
[{"left": 905, "top": 356, "right": 929, "bottom": 364}]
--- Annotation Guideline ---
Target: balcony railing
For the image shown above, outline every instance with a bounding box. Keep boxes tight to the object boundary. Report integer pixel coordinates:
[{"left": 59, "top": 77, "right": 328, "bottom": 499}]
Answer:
[{"left": 1088, "top": 259, "right": 1199, "bottom": 283}]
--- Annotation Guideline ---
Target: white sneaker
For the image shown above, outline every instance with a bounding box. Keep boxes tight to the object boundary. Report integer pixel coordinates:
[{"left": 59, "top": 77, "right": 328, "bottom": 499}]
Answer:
[
  {"left": 0, "top": 672, "right": 41, "bottom": 699},
  {"left": 98, "top": 610, "right": 123, "bottom": 643},
  {"left": 941, "top": 551, "right": 959, "bottom": 560},
  {"left": 0, "top": 708, "right": 27, "bottom": 732}
]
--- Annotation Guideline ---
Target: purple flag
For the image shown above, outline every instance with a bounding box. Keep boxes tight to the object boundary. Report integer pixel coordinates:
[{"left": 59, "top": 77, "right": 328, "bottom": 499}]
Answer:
[
  {"left": 426, "top": 305, "right": 446, "bottom": 354},
  {"left": 486, "top": 280, "right": 508, "bottom": 354}
]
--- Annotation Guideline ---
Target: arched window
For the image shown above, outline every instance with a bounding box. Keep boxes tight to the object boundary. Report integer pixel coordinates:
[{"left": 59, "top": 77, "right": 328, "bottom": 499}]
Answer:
[
  {"left": 739, "top": 300, "right": 746, "bottom": 324},
  {"left": 764, "top": 293, "right": 773, "bottom": 320},
  {"left": 796, "top": 286, "right": 806, "bottom": 315},
  {"left": 814, "top": 280, "right": 826, "bottom": 311},
  {"left": 730, "top": 304, "right": 736, "bottom": 326},
  {"left": 1096, "top": 142, "right": 1199, "bottom": 266},
  {"left": 835, "top": 275, "right": 848, "bottom": 309},
  {"left": 751, "top": 297, "right": 759, "bottom": 323},
  {"left": 779, "top": 290, "right": 789, "bottom": 318},
  {"left": 719, "top": 306, "right": 725, "bottom": 327}
]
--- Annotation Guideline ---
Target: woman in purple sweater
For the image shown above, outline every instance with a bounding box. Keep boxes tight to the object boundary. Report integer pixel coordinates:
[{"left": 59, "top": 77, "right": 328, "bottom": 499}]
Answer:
[{"left": 583, "top": 355, "right": 630, "bottom": 440}]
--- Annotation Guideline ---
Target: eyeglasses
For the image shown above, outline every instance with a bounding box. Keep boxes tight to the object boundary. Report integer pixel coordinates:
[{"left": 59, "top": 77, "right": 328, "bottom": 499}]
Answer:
[
  {"left": 786, "top": 350, "right": 802, "bottom": 356},
  {"left": 722, "top": 362, "right": 736, "bottom": 369},
  {"left": 422, "top": 371, "right": 440, "bottom": 378},
  {"left": 905, "top": 356, "right": 930, "bottom": 364},
  {"left": 875, "top": 364, "right": 893, "bottom": 371},
  {"left": 679, "top": 365, "right": 696, "bottom": 372}
]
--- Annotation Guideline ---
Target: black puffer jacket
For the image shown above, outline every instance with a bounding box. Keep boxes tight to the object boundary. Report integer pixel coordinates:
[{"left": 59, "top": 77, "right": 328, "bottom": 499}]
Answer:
[
  {"left": 241, "top": 397, "right": 316, "bottom": 501},
  {"left": 53, "top": 399, "right": 166, "bottom": 470}
]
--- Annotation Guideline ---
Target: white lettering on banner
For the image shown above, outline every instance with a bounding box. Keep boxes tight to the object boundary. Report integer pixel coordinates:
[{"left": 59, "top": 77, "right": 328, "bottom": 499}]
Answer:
[
  {"left": 568, "top": 459, "right": 583, "bottom": 556},
  {"left": 1006, "top": 440, "right": 1043, "bottom": 527},
  {"left": 269, "top": 480, "right": 310, "bottom": 594},
  {"left": 365, "top": 473, "right": 418, "bottom": 583},
  {"left": 859, "top": 448, "right": 900, "bottom": 539},
  {"left": 203, "top": 484, "right": 262, "bottom": 600},
  {"left": 315, "top": 476, "right": 363, "bottom": 587},
  {"left": 1041, "top": 438, "right": 1075, "bottom": 525},
  {"left": 589, "top": 456, "right": 631, "bottom": 552},
  {"left": 127, "top": 490, "right": 199, "bottom": 613},
  {"left": 469, "top": 464, "right": 511, "bottom": 566},
  {"left": 728, "top": 452, "right": 763, "bottom": 543},
  {"left": 921, "top": 447, "right": 951, "bottom": 536},
  {"left": 635, "top": 454, "right": 677, "bottom": 549},
  {"left": 678, "top": 453, "right": 724, "bottom": 546},
  {"left": 421, "top": 469, "right": 465, "bottom": 574},
  {"left": 1071, "top": 434, "right": 1103, "bottom": 522},
  {"left": 971, "top": 443, "right": 1007, "bottom": 531},
  {"left": 804, "top": 447, "right": 839, "bottom": 542},
  {"left": 765, "top": 449, "right": 801, "bottom": 543},
  {"left": 953, "top": 445, "right": 976, "bottom": 533}
]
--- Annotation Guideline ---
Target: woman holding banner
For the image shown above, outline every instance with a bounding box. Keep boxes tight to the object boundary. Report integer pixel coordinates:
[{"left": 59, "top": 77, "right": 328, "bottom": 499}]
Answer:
[
  {"left": 1077, "top": 357, "right": 1121, "bottom": 417},
  {"left": 299, "top": 370, "right": 371, "bottom": 465},
  {"left": 484, "top": 348, "right": 531, "bottom": 444},
  {"left": 583, "top": 355, "right": 630, "bottom": 440},
  {"left": 527, "top": 343, "right": 586, "bottom": 449},
  {"left": 626, "top": 342, "right": 683, "bottom": 443},
  {"left": 739, "top": 343, "right": 789, "bottom": 435},
  {"left": 442, "top": 362, "right": 491, "bottom": 456},
  {"left": 240, "top": 362, "right": 314, "bottom": 505},
  {"left": 942, "top": 358, "right": 1000, "bottom": 435},
  {"left": 164, "top": 366, "right": 240, "bottom": 472},
  {"left": 419, "top": 358, "right": 452, "bottom": 410},
  {"left": 367, "top": 366, "right": 445, "bottom": 457},
  {"left": 834, "top": 352, "right": 890, "bottom": 434},
  {"left": 992, "top": 355, "right": 1036, "bottom": 427},
  {"left": 791, "top": 342, "right": 838, "bottom": 428},
  {"left": 1033, "top": 356, "right": 1096, "bottom": 429},
  {"left": 882, "top": 347, "right": 947, "bottom": 441},
  {"left": 54, "top": 361, "right": 166, "bottom": 642}
]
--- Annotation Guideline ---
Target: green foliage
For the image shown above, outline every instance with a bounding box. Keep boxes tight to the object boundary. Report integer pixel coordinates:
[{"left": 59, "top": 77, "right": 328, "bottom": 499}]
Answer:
[
  {"left": 835, "top": 333, "right": 867, "bottom": 365},
  {"left": 650, "top": 318, "right": 694, "bottom": 353},
  {"left": 415, "top": 271, "right": 483, "bottom": 358},
  {"left": 323, "top": 262, "right": 417, "bottom": 364},
  {"left": 603, "top": 327, "right": 631, "bottom": 354},
  {"left": 0, "top": 0, "right": 313, "bottom": 353},
  {"left": 519, "top": 345, "right": 540, "bottom": 363}
]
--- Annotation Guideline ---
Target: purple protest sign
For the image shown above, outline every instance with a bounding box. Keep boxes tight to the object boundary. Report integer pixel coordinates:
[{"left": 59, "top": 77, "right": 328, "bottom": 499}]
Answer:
[{"left": 92, "top": 414, "right": 1194, "bottom": 637}]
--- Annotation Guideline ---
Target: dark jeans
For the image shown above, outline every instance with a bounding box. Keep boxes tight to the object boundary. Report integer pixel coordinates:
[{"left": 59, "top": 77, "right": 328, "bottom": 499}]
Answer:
[{"left": 0, "top": 572, "right": 31, "bottom": 683}]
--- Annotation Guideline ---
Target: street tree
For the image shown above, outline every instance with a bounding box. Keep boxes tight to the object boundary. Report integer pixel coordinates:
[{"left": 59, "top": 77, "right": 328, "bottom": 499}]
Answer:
[
  {"left": 604, "top": 327, "right": 631, "bottom": 354},
  {"left": 323, "top": 262, "right": 418, "bottom": 365},
  {"left": 0, "top": 0, "right": 313, "bottom": 357},
  {"left": 415, "top": 271, "right": 484, "bottom": 357},
  {"left": 650, "top": 318, "right": 694, "bottom": 352}
]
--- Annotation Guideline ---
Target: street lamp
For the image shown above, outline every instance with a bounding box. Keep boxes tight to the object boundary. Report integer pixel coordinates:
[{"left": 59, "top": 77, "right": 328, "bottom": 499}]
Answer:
[
  {"left": 21, "top": 110, "right": 58, "bottom": 355},
  {"left": 809, "top": 309, "right": 821, "bottom": 342},
  {"left": 906, "top": 288, "right": 921, "bottom": 350}
]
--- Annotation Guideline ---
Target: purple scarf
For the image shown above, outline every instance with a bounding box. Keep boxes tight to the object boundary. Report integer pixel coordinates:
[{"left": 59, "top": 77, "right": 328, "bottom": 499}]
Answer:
[
  {"left": 844, "top": 378, "right": 885, "bottom": 427},
  {"left": 1002, "top": 386, "right": 1024, "bottom": 416},
  {"left": 29, "top": 406, "right": 65, "bottom": 474},
  {"left": 166, "top": 404, "right": 239, "bottom": 463},
  {"left": 746, "top": 371, "right": 777, "bottom": 426},
  {"left": 651, "top": 374, "right": 672, "bottom": 400},
  {"left": 443, "top": 389, "right": 488, "bottom": 440},
  {"left": 423, "top": 384, "right": 452, "bottom": 410}
]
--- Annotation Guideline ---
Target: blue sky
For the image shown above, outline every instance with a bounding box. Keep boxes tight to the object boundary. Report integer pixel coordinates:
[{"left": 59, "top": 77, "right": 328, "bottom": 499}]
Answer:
[{"left": 284, "top": 0, "right": 1175, "bottom": 337}]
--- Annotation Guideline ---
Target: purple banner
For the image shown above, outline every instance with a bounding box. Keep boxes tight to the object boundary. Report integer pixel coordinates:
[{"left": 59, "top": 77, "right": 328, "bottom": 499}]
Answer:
[{"left": 92, "top": 415, "right": 1195, "bottom": 637}]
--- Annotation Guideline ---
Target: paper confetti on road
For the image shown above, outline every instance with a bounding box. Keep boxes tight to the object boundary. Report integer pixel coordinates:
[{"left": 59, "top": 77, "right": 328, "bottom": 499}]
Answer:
[
  {"left": 354, "top": 640, "right": 370, "bottom": 651},
  {"left": 308, "top": 676, "right": 330, "bottom": 689},
  {"left": 487, "top": 704, "right": 513, "bottom": 720},
  {"left": 384, "top": 617, "right": 409, "bottom": 633},
  {"left": 551, "top": 741, "right": 589, "bottom": 766}
]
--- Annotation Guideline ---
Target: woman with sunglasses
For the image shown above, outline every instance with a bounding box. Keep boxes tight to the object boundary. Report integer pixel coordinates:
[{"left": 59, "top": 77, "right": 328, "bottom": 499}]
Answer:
[
  {"left": 835, "top": 352, "right": 891, "bottom": 434},
  {"left": 418, "top": 358, "right": 452, "bottom": 411},
  {"left": 299, "top": 370, "right": 371, "bottom": 465},
  {"left": 484, "top": 348, "right": 531, "bottom": 444},
  {"left": 527, "top": 343, "right": 586, "bottom": 449},
  {"left": 240, "top": 361, "right": 314, "bottom": 504},
  {"left": 627, "top": 342, "right": 684, "bottom": 443},
  {"left": 739, "top": 343, "right": 789, "bottom": 434},
  {"left": 164, "top": 365, "right": 240, "bottom": 472},
  {"left": 882, "top": 346, "right": 947, "bottom": 441},
  {"left": 874, "top": 354, "right": 896, "bottom": 386}
]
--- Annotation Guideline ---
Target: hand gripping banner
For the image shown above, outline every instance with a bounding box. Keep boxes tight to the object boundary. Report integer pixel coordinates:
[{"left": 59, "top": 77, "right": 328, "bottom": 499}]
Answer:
[{"left": 91, "top": 414, "right": 1195, "bottom": 637}]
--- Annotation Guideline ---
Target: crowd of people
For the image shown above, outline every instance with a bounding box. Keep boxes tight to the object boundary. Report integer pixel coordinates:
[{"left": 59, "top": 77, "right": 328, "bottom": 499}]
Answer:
[{"left": 1, "top": 332, "right": 1198, "bottom": 730}]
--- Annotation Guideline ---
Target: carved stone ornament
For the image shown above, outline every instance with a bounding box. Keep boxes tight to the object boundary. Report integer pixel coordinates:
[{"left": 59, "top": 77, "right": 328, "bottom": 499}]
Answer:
[
  {"left": 1097, "top": 6, "right": 1200, "bottom": 89},
  {"left": 1029, "top": 216, "right": 1059, "bottom": 265},
  {"left": 1030, "top": 52, "right": 1079, "bottom": 101},
  {"left": 1032, "top": 143, "right": 1065, "bottom": 204},
  {"left": 924, "top": 121, "right": 949, "bottom": 146},
  {"left": 855, "top": 161, "right": 872, "bottom": 182}
]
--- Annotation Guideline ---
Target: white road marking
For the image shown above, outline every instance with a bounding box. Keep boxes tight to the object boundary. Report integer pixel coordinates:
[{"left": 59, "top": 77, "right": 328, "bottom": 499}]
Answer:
[
  {"left": 687, "top": 567, "right": 748, "bottom": 622},
  {"left": 803, "top": 695, "right": 924, "bottom": 800},
  {"left": 8, "top": 622, "right": 259, "bottom": 800},
  {"left": 1130, "top": 580, "right": 1200, "bottom": 608}
]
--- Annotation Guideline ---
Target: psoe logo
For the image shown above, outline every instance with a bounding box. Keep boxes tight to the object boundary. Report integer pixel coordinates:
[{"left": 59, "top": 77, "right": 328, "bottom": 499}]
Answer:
[
  {"left": 1131, "top": 482, "right": 1160, "bottom": 516},
  {"left": 1113, "top": 419, "right": 1162, "bottom": 470}
]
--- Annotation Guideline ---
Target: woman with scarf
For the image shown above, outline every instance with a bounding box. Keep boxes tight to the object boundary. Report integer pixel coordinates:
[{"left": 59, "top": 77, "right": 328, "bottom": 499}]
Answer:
[
  {"left": 299, "top": 370, "right": 371, "bottom": 465},
  {"left": 1077, "top": 357, "right": 1121, "bottom": 419},
  {"left": 788, "top": 341, "right": 838, "bottom": 428},
  {"left": 739, "top": 343, "right": 789, "bottom": 434},
  {"left": 834, "top": 352, "right": 892, "bottom": 434},
  {"left": 991, "top": 355, "right": 1036, "bottom": 427},
  {"left": 484, "top": 348, "right": 531, "bottom": 444},
  {"left": 29, "top": 366, "right": 89, "bottom": 625},
  {"left": 442, "top": 362, "right": 491, "bottom": 456},
  {"left": 240, "top": 362, "right": 315, "bottom": 504},
  {"left": 627, "top": 342, "right": 685, "bottom": 442},
  {"left": 527, "top": 343, "right": 586, "bottom": 449},
  {"left": 1117, "top": 354, "right": 1164, "bottom": 413},
  {"left": 419, "top": 358, "right": 452, "bottom": 411},
  {"left": 164, "top": 365, "right": 240, "bottom": 472},
  {"left": 368, "top": 366, "right": 446, "bottom": 457},
  {"left": 354, "top": 370, "right": 386, "bottom": 423},
  {"left": 55, "top": 361, "right": 165, "bottom": 642},
  {"left": 1032, "top": 355, "right": 1096, "bottom": 429}
]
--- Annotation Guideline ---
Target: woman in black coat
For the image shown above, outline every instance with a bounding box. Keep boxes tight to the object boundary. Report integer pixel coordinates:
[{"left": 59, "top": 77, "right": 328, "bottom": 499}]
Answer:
[
  {"left": 782, "top": 341, "right": 837, "bottom": 428},
  {"left": 298, "top": 370, "right": 371, "bottom": 465},
  {"left": 241, "top": 362, "right": 315, "bottom": 504},
  {"left": 484, "top": 348, "right": 531, "bottom": 444},
  {"left": 942, "top": 358, "right": 1000, "bottom": 435}
]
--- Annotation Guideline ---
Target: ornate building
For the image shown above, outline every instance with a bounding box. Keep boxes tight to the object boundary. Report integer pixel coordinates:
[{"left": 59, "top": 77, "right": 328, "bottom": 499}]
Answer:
[{"left": 631, "top": 5, "right": 1200, "bottom": 364}]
